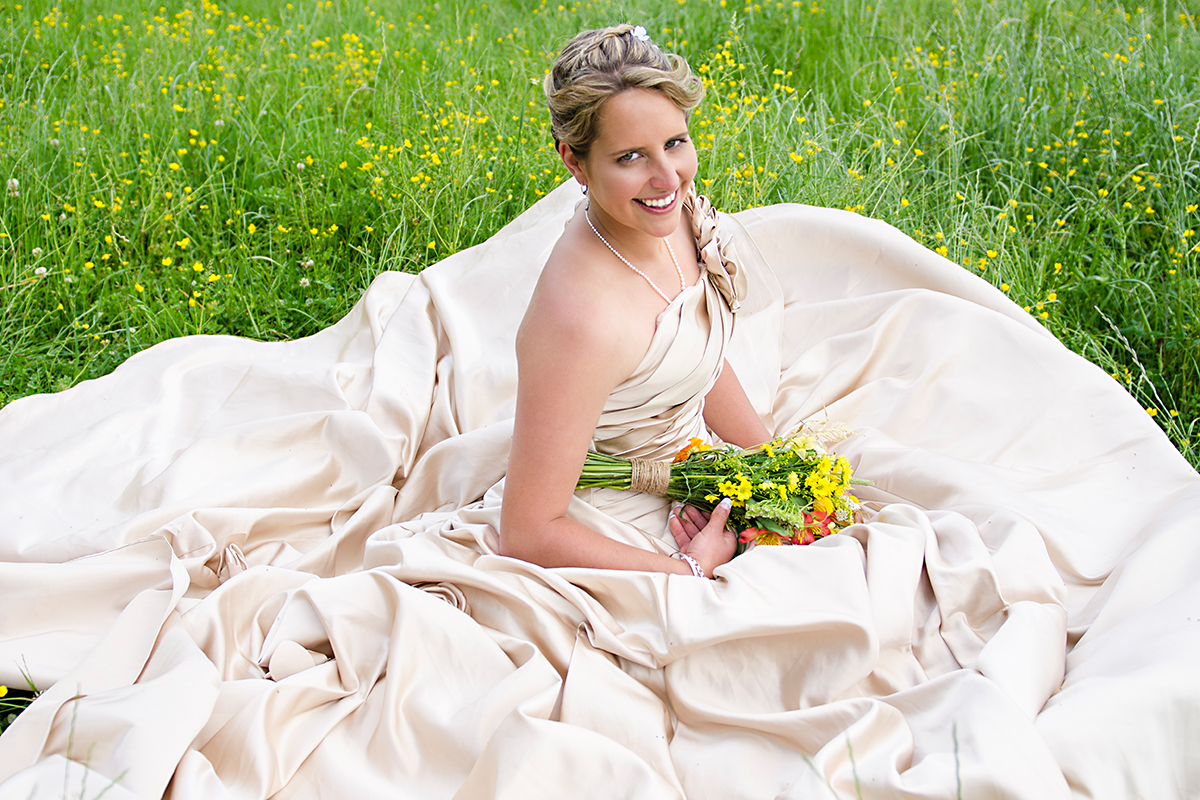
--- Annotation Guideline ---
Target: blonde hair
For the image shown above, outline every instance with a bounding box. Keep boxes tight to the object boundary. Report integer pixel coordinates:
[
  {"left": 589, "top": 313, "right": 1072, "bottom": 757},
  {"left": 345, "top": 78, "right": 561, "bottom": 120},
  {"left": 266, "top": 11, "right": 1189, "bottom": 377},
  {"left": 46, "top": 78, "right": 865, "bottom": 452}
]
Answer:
[{"left": 543, "top": 24, "right": 705, "bottom": 158}]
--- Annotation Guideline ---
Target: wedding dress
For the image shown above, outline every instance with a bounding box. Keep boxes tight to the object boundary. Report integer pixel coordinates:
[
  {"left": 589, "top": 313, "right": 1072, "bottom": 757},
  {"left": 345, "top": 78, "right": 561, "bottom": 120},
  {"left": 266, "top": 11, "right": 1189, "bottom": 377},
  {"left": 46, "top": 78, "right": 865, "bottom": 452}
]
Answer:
[{"left": 1, "top": 181, "right": 1198, "bottom": 800}]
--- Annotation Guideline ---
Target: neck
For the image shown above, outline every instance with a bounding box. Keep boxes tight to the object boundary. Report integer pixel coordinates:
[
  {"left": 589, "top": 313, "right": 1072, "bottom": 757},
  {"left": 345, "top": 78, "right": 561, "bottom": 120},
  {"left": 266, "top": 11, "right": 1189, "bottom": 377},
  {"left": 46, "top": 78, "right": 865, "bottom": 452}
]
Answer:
[{"left": 585, "top": 203, "right": 674, "bottom": 263}]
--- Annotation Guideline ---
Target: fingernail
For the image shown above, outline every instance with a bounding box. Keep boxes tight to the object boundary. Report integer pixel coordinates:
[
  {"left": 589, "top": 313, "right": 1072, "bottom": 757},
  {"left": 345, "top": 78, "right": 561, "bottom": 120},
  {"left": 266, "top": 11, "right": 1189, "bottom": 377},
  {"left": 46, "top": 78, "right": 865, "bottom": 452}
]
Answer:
[{"left": 719, "top": 498, "right": 732, "bottom": 510}]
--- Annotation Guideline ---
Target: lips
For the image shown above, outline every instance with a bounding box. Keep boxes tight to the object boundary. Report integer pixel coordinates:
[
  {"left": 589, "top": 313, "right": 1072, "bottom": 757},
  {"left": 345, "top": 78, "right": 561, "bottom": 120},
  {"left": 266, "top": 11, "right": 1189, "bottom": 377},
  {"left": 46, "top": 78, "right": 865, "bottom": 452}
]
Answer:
[{"left": 634, "top": 189, "right": 678, "bottom": 210}]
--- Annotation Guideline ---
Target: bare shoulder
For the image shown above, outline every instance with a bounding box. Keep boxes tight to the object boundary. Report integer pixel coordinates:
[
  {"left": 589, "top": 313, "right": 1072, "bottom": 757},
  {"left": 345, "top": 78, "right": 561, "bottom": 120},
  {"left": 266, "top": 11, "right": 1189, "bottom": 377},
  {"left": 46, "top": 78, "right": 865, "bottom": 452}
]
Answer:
[{"left": 518, "top": 221, "right": 651, "bottom": 380}]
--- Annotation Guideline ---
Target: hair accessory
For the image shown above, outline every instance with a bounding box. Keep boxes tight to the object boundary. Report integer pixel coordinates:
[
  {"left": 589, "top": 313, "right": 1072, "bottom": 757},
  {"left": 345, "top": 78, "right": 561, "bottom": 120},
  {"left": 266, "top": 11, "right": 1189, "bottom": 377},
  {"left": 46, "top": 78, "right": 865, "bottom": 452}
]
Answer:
[
  {"left": 631, "top": 25, "right": 651, "bottom": 42},
  {"left": 672, "top": 551, "right": 706, "bottom": 578}
]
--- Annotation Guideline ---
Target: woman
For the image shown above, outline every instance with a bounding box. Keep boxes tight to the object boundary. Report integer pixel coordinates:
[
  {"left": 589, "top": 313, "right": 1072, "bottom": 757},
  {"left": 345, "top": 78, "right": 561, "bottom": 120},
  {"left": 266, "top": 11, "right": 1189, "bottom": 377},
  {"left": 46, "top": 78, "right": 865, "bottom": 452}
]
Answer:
[
  {"left": 501, "top": 25, "right": 771, "bottom": 579},
  {"left": 1, "top": 24, "right": 1196, "bottom": 800}
]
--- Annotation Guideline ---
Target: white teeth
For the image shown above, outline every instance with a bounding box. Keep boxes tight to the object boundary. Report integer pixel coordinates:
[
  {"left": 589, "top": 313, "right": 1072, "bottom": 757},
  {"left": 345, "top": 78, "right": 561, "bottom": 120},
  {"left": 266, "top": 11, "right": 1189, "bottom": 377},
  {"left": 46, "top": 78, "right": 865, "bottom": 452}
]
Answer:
[{"left": 638, "top": 190, "right": 677, "bottom": 209}]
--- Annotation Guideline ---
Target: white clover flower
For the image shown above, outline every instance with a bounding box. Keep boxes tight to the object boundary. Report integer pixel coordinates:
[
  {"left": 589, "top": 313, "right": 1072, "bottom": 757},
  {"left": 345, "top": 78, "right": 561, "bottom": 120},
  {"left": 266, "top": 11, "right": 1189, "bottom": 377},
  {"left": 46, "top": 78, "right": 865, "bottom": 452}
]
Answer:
[
  {"left": 300, "top": 258, "right": 314, "bottom": 269},
  {"left": 34, "top": 266, "right": 47, "bottom": 277},
  {"left": 296, "top": 162, "right": 305, "bottom": 171},
  {"left": 49, "top": 138, "right": 60, "bottom": 148},
  {"left": 6, "top": 178, "right": 18, "bottom": 197},
  {"left": 299, "top": 277, "right": 310, "bottom": 288},
  {"left": 214, "top": 119, "right": 224, "bottom": 127},
  {"left": 32, "top": 247, "right": 43, "bottom": 257}
]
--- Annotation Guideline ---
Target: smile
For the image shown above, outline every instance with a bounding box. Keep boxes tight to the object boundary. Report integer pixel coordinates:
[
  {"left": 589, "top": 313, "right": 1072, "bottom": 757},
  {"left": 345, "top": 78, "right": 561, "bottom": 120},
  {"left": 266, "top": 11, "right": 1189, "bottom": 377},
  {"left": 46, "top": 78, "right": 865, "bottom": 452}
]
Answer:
[{"left": 635, "top": 190, "right": 677, "bottom": 210}]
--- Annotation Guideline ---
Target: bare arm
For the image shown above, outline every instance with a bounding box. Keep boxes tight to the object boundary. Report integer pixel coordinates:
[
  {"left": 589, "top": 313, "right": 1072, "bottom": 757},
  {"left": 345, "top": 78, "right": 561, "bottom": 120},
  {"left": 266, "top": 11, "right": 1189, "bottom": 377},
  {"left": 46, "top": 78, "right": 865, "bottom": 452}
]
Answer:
[
  {"left": 499, "top": 288, "right": 735, "bottom": 577},
  {"left": 703, "top": 360, "right": 772, "bottom": 448}
]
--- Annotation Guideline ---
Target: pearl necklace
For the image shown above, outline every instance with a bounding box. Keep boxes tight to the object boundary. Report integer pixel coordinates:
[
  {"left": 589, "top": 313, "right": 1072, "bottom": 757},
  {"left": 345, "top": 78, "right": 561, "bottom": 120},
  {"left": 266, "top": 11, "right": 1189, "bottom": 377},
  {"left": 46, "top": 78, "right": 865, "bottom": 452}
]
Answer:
[{"left": 585, "top": 205, "right": 686, "bottom": 304}]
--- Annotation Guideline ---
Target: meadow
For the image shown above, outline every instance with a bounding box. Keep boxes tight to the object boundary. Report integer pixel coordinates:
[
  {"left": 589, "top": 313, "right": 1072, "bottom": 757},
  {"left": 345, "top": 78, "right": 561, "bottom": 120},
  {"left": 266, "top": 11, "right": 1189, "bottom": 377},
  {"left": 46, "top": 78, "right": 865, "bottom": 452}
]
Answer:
[{"left": 0, "top": 0, "right": 1197, "bottom": 723}]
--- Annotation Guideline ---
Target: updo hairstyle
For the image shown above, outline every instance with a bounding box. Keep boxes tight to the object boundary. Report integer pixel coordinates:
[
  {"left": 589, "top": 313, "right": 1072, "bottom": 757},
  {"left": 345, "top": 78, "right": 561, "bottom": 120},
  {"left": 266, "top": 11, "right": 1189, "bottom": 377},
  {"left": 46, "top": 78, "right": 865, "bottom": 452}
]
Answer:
[{"left": 543, "top": 24, "right": 705, "bottom": 159}]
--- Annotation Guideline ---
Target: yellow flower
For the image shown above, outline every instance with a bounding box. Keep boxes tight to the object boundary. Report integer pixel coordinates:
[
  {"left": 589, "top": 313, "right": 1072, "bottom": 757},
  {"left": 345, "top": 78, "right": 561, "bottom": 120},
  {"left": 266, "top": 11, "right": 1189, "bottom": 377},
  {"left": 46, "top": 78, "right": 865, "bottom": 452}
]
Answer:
[
  {"left": 134, "top": 283, "right": 144, "bottom": 293},
  {"left": 162, "top": 257, "right": 173, "bottom": 266},
  {"left": 735, "top": 474, "right": 753, "bottom": 502},
  {"left": 0, "top": 685, "right": 6, "bottom": 698},
  {"left": 247, "top": 224, "right": 257, "bottom": 235}
]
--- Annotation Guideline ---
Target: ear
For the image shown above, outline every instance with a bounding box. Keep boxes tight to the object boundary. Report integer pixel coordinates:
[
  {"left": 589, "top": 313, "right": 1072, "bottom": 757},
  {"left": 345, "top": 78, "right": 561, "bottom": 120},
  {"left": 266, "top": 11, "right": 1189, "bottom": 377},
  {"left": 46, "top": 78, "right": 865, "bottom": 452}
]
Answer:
[{"left": 558, "top": 142, "right": 588, "bottom": 189}]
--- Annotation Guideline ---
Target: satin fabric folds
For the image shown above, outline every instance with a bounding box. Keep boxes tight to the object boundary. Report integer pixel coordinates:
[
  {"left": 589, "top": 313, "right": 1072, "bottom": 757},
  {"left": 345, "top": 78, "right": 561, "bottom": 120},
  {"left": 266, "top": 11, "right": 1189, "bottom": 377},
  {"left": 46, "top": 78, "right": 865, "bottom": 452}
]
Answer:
[{"left": 2, "top": 181, "right": 1199, "bottom": 800}]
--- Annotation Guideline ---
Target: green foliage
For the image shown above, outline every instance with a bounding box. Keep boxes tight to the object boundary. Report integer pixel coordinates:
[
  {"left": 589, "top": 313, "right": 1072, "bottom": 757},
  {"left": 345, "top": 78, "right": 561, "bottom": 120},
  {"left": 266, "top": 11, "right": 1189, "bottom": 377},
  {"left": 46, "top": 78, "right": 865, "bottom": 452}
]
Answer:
[
  {"left": 0, "top": 0, "right": 1197, "bottom": 470},
  {"left": 0, "top": 684, "right": 35, "bottom": 734}
]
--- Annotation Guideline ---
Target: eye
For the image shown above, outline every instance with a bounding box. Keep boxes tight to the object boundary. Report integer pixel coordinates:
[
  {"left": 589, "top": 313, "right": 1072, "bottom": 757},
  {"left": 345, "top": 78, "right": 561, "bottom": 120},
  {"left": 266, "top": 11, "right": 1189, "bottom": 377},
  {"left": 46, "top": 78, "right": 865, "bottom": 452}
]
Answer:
[
  {"left": 666, "top": 136, "right": 690, "bottom": 149},
  {"left": 616, "top": 151, "right": 641, "bottom": 164}
]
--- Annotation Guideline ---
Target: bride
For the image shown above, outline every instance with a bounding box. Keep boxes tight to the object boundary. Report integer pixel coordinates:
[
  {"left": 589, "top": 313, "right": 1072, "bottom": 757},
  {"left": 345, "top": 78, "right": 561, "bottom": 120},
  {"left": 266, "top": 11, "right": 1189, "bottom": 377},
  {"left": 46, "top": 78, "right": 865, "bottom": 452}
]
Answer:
[
  {"left": 1, "top": 22, "right": 1197, "bottom": 800},
  {"left": 501, "top": 24, "right": 767, "bottom": 579}
]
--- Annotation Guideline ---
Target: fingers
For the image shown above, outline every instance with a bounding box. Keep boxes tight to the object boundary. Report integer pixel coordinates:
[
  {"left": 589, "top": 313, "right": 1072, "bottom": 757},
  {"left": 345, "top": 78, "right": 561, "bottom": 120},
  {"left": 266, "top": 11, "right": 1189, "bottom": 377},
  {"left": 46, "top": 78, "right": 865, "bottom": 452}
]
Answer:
[
  {"left": 682, "top": 498, "right": 738, "bottom": 576},
  {"left": 703, "top": 497, "right": 733, "bottom": 533},
  {"left": 668, "top": 509, "right": 691, "bottom": 549},
  {"left": 671, "top": 500, "right": 733, "bottom": 551},
  {"left": 679, "top": 504, "right": 710, "bottom": 530}
]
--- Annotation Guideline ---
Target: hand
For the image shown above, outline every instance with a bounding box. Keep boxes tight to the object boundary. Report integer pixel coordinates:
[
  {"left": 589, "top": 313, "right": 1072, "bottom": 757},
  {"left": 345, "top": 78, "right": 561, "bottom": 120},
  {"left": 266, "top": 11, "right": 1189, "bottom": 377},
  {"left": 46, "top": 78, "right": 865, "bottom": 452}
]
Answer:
[{"left": 668, "top": 499, "right": 737, "bottom": 578}]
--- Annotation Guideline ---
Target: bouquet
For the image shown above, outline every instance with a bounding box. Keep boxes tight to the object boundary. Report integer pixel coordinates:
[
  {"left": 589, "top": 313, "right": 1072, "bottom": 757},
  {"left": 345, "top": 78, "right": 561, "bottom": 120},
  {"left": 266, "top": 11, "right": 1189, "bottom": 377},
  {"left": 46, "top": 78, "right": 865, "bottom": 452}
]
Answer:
[{"left": 576, "top": 426, "right": 871, "bottom": 551}]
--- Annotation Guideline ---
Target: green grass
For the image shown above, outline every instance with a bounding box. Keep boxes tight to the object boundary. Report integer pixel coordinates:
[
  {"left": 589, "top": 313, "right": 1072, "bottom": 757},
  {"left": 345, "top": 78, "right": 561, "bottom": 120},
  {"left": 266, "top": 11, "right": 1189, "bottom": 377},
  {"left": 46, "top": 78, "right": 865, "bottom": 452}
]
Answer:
[
  {"left": 1, "top": 683, "right": 35, "bottom": 733},
  {"left": 1, "top": 0, "right": 1197, "bottom": 464},
  {"left": 0, "top": 0, "right": 1198, "bottom": 739}
]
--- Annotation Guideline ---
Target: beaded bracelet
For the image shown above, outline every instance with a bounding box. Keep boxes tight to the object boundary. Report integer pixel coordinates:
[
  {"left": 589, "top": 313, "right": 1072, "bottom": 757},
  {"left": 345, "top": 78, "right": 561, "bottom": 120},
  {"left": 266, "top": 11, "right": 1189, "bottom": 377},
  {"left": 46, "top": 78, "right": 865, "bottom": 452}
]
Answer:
[{"left": 672, "top": 551, "right": 706, "bottom": 579}]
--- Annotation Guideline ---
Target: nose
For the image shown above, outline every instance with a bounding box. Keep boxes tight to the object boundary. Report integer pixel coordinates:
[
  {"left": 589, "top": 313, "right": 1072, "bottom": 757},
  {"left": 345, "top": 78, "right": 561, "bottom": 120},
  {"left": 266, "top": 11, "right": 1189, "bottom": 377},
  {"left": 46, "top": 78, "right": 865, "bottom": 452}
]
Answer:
[{"left": 648, "top": 153, "right": 674, "bottom": 189}]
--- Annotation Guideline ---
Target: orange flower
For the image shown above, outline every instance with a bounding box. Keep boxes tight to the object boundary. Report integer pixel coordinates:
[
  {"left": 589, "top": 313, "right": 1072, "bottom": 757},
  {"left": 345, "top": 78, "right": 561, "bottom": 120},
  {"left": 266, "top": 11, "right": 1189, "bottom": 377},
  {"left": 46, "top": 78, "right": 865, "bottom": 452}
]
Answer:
[
  {"left": 803, "top": 511, "right": 835, "bottom": 539},
  {"left": 739, "top": 527, "right": 765, "bottom": 544},
  {"left": 673, "top": 437, "right": 712, "bottom": 463}
]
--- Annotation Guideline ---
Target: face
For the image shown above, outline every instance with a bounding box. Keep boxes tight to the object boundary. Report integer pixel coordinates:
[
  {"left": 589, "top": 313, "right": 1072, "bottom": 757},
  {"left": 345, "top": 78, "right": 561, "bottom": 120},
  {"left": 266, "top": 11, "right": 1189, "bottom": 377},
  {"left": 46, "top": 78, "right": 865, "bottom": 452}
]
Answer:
[{"left": 559, "top": 88, "right": 698, "bottom": 243}]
